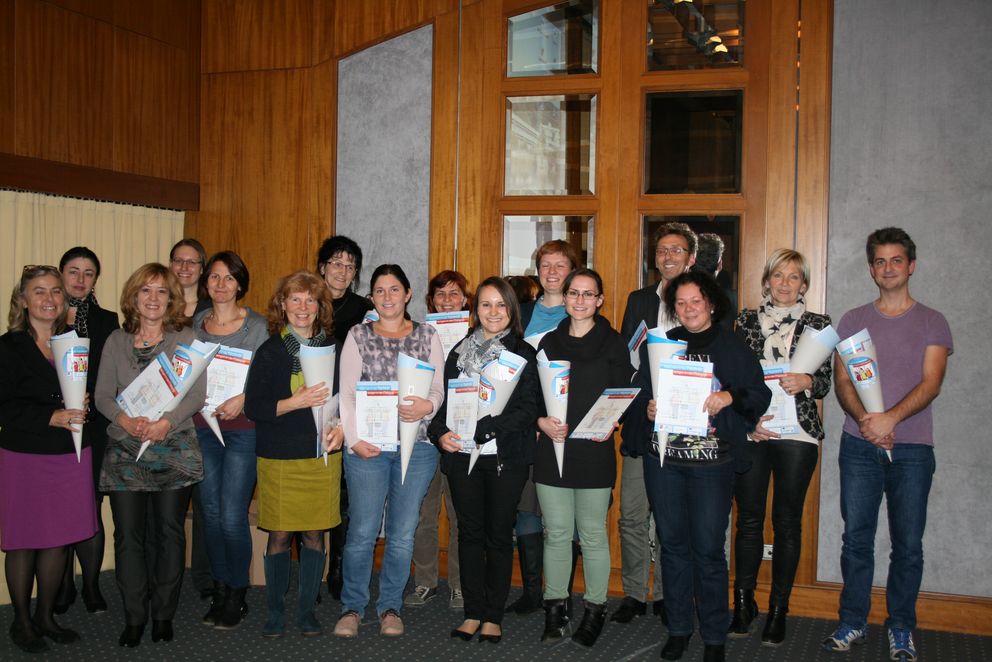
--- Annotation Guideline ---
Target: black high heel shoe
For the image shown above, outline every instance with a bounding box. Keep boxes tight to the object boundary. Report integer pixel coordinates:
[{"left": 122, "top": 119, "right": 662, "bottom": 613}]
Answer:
[
  {"left": 660, "top": 634, "right": 692, "bottom": 660},
  {"left": 32, "top": 621, "right": 80, "bottom": 645},
  {"left": 10, "top": 622, "right": 48, "bottom": 654},
  {"left": 151, "top": 620, "right": 174, "bottom": 642},
  {"left": 450, "top": 622, "right": 480, "bottom": 641},
  {"left": 82, "top": 587, "right": 108, "bottom": 613},
  {"left": 478, "top": 624, "right": 502, "bottom": 644},
  {"left": 118, "top": 624, "right": 144, "bottom": 648}
]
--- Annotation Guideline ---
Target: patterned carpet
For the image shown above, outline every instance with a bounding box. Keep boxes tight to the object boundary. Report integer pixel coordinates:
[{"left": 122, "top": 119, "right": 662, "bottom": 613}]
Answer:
[{"left": 1, "top": 571, "right": 989, "bottom": 661}]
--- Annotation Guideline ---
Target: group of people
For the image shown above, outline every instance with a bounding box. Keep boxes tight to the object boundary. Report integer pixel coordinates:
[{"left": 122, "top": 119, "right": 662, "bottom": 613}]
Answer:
[{"left": 0, "top": 225, "right": 950, "bottom": 662}]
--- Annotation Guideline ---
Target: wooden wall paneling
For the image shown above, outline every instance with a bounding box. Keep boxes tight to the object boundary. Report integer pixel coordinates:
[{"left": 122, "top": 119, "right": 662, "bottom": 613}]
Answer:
[
  {"left": 112, "top": 29, "right": 192, "bottom": 181},
  {"left": 0, "top": 0, "right": 13, "bottom": 152},
  {"left": 330, "top": 0, "right": 457, "bottom": 59},
  {"left": 201, "top": 0, "right": 314, "bottom": 74},
  {"left": 113, "top": 0, "right": 192, "bottom": 49},
  {"left": 313, "top": 0, "right": 334, "bottom": 64},
  {"left": 309, "top": 57, "right": 335, "bottom": 264},
  {"left": 428, "top": 8, "right": 461, "bottom": 277},
  {"left": 46, "top": 0, "right": 114, "bottom": 23},
  {"left": 14, "top": 0, "right": 114, "bottom": 169},
  {"left": 186, "top": 0, "right": 201, "bottom": 185}
]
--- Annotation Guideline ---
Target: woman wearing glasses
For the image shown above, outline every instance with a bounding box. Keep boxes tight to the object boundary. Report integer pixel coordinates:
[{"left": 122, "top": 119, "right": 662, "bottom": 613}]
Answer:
[
  {"left": 535, "top": 268, "right": 633, "bottom": 648},
  {"left": 170, "top": 239, "right": 208, "bottom": 319}
]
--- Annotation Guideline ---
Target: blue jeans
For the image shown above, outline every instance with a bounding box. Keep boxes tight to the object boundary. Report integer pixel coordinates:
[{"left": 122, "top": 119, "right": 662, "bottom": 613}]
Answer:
[
  {"left": 838, "top": 432, "right": 935, "bottom": 630},
  {"left": 644, "top": 458, "right": 734, "bottom": 645},
  {"left": 193, "top": 428, "right": 257, "bottom": 588},
  {"left": 341, "top": 442, "right": 438, "bottom": 616}
]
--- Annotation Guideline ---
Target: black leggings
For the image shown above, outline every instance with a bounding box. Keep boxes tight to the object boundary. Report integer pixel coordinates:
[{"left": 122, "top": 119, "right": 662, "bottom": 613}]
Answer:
[{"left": 733, "top": 438, "right": 818, "bottom": 608}]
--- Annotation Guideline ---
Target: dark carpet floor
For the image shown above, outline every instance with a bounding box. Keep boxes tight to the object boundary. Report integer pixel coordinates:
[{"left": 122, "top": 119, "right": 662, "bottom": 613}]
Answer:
[{"left": 2, "top": 571, "right": 989, "bottom": 661}]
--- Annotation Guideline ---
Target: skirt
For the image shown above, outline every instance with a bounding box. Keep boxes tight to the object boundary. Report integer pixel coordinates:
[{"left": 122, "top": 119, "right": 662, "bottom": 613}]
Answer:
[
  {"left": 0, "top": 447, "right": 99, "bottom": 550},
  {"left": 257, "top": 454, "right": 342, "bottom": 532}
]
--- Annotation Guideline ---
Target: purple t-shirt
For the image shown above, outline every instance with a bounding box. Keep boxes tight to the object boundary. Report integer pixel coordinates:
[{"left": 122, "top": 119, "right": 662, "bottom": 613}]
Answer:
[{"left": 838, "top": 301, "right": 953, "bottom": 445}]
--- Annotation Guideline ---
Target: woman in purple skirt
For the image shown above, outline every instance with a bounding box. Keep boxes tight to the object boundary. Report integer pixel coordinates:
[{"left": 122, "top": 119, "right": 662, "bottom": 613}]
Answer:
[{"left": 0, "top": 265, "right": 99, "bottom": 653}]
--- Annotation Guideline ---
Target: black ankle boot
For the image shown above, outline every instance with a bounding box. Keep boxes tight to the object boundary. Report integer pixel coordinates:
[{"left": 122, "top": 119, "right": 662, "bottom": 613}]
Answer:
[
  {"left": 214, "top": 586, "right": 249, "bottom": 630},
  {"left": 540, "top": 599, "right": 570, "bottom": 643},
  {"left": 660, "top": 634, "right": 691, "bottom": 660},
  {"left": 703, "top": 644, "right": 726, "bottom": 661},
  {"left": 728, "top": 588, "right": 758, "bottom": 637},
  {"left": 761, "top": 606, "right": 787, "bottom": 646},
  {"left": 202, "top": 582, "right": 226, "bottom": 625},
  {"left": 571, "top": 601, "right": 606, "bottom": 647}
]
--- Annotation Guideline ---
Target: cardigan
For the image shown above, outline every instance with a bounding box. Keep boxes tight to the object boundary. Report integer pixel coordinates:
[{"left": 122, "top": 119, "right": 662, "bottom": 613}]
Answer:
[
  {"left": 428, "top": 332, "right": 540, "bottom": 472},
  {"left": 0, "top": 330, "right": 81, "bottom": 455},
  {"left": 533, "top": 315, "right": 634, "bottom": 489},
  {"left": 244, "top": 333, "right": 341, "bottom": 460}
]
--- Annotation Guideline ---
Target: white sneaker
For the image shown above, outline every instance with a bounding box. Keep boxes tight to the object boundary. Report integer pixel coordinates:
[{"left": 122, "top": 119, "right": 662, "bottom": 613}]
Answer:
[
  {"left": 404, "top": 585, "right": 437, "bottom": 606},
  {"left": 449, "top": 588, "right": 464, "bottom": 609}
]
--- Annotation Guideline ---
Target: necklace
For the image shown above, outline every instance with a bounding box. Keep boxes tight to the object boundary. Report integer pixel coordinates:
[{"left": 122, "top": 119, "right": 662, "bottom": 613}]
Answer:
[
  {"left": 208, "top": 308, "right": 245, "bottom": 327},
  {"left": 138, "top": 331, "right": 163, "bottom": 347}
]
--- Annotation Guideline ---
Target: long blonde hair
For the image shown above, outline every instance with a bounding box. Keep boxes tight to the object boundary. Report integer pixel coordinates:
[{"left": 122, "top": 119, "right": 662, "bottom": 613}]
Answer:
[{"left": 7, "top": 265, "right": 68, "bottom": 339}]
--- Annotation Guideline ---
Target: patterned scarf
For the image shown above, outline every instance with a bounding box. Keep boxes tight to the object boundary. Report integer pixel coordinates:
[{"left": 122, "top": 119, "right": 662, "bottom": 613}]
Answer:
[
  {"left": 281, "top": 326, "right": 327, "bottom": 374},
  {"left": 67, "top": 291, "right": 99, "bottom": 338},
  {"left": 455, "top": 327, "right": 509, "bottom": 377},
  {"left": 758, "top": 295, "right": 805, "bottom": 366}
]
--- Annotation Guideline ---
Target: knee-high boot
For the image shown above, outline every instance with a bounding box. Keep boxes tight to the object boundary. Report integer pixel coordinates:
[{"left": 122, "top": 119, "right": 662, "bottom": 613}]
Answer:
[{"left": 262, "top": 552, "right": 290, "bottom": 638}]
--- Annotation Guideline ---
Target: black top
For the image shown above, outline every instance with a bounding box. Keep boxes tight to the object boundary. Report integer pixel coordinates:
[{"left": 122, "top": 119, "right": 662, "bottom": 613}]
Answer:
[
  {"left": 623, "top": 324, "right": 770, "bottom": 472},
  {"left": 73, "top": 304, "right": 120, "bottom": 447},
  {"left": 428, "top": 332, "right": 540, "bottom": 472},
  {"left": 533, "top": 315, "right": 634, "bottom": 489},
  {"left": 0, "top": 330, "right": 81, "bottom": 455},
  {"left": 332, "top": 291, "right": 373, "bottom": 345},
  {"left": 244, "top": 333, "right": 341, "bottom": 460}
]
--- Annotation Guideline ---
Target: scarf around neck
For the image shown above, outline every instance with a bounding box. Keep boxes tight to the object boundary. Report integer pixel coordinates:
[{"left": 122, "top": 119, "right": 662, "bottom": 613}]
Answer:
[
  {"left": 455, "top": 327, "right": 509, "bottom": 377},
  {"left": 281, "top": 326, "right": 327, "bottom": 374},
  {"left": 757, "top": 295, "right": 805, "bottom": 366},
  {"left": 67, "top": 291, "right": 99, "bottom": 338}
]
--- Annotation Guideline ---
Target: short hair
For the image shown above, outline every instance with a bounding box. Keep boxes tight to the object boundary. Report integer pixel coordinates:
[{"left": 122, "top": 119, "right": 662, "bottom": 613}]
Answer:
[
  {"left": 562, "top": 267, "right": 604, "bottom": 298},
  {"left": 664, "top": 271, "right": 731, "bottom": 326},
  {"left": 866, "top": 227, "right": 916, "bottom": 263},
  {"left": 202, "top": 251, "right": 250, "bottom": 302},
  {"left": 472, "top": 276, "right": 523, "bottom": 337},
  {"left": 426, "top": 270, "right": 471, "bottom": 313},
  {"left": 120, "top": 263, "right": 188, "bottom": 334},
  {"left": 170, "top": 238, "right": 208, "bottom": 301},
  {"left": 534, "top": 240, "right": 580, "bottom": 272},
  {"left": 506, "top": 275, "right": 539, "bottom": 305},
  {"left": 59, "top": 246, "right": 102, "bottom": 277},
  {"left": 8, "top": 265, "right": 67, "bottom": 338},
  {"left": 652, "top": 222, "right": 699, "bottom": 257},
  {"left": 317, "top": 235, "right": 365, "bottom": 289},
  {"left": 761, "top": 248, "right": 810, "bottom": 298},
  {"left": 264, "top": 270, "right": 335, "bottom": 337},
  {"left": 694, "top": 233, "right": 725, "bottom": 276}
]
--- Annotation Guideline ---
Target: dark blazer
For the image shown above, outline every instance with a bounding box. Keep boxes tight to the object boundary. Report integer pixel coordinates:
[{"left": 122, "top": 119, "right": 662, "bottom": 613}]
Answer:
[
  {"left": 428, "top": 332, "right": 539, "bottom": 472},
  {"left": 0, "top": 330, "right": 80, "bottom": 455},
  {"left": 620, "top": 284, "right": 661, "bottom": 344}
]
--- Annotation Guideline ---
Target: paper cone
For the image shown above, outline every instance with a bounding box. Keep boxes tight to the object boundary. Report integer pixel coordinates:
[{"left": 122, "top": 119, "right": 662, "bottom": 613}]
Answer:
[
  {"left": 51, "top": 331, "right": 88, "bottom": 462},
  {"left": 790, "top": 324, "right": 840, "bottom": 374},
  {"left": 467, "top": 448, "right": 482, "bottom": 475},
  {"left": 300, "top": 344, "right": 337, "bottom": 461},
  {"left": 398, "top": 353, "right": 436, "bottom": 484},
  {"left": 836, "top": 328, "right": 890, "bottom": 460},
  {"left": 135, "top": 439, "right": 151, "bottom": 462},
  {"left": 536, "top": 350, "right": 569, "bottom": 477},
  {"left": 202, "top": 409, "right": 225, "bottom": 446},
  {"left": 646, "top": 329, "right": 687, "bottom": 398}
]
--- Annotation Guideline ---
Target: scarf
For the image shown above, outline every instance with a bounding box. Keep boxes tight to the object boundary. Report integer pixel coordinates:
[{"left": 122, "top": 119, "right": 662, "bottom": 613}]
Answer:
[
  {"left": 67, "top": 291, "right": 99, "bottom": 338},
  {"left": 281, "top": 326, "right": 327, "bottom": 375},
  {"left": 455, "top": 327, "right": 509, "bottom": 377},
  {"left": 757, "top": 295, "right": 805, "bottom": 366}
]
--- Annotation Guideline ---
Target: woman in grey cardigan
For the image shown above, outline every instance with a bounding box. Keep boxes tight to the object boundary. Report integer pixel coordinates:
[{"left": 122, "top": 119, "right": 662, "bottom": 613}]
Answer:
[{"left": 95, "top": 263, "right": 206, "bottom": 649}]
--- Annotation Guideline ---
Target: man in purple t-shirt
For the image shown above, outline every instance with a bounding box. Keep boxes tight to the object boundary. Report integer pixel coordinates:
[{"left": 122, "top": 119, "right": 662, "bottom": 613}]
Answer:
[{"left": 823, "top": 228, "right": 952, "bottom": 661}]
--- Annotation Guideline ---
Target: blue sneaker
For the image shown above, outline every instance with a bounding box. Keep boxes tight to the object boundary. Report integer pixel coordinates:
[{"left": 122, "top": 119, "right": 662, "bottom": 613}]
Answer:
[
  {"left": 887, "top": 628, "right": 917, "bottom": 661},
  {"left": 822, "top": 623, "right": 867, "bottom": 652}
]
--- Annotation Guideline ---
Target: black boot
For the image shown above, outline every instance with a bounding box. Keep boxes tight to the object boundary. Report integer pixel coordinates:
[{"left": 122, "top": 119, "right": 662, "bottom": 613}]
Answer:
[
  {"left": 660, "top": 634, "right": 691, "bottom": 660},
  {"left": 326, "top": 521, "right": 346, "bottom": 601},
  {"left": 703, "top": 643, "right": 726, "bottom": 662},
  {"left": 540, "top": 599, "right": 570, "bottom": 643},
  {"left": 727, "top": 588, "right": 758, "bottom": 637},
  {"left": 761, "top": 605, "right": 787, "bottom": 646},
  {"left": 571, "top": 601, "right": 606, "bottom": 647},
  {"left": 214, "top": 587, "right": 248, "bottom": 630},
  {"left": 202, "top": 582, "right": 226, "bottom": 626},
  {"left": 506, "top": 533, "right": 543, "bottom": 615}
]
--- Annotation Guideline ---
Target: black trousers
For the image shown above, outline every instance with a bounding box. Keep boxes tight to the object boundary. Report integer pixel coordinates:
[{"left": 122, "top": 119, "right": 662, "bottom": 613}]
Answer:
[
  {"left": 110, "top": 487, "right": 193, "bottom": 625},
  {"left": 445, "top": 454, "right": 528, "bottom": 624},
  {"left": 733, "top": 438, "right": 819, "bottom": 608}
]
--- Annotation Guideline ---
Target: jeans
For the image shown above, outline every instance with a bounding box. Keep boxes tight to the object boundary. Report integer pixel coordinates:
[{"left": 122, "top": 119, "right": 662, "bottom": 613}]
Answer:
[
  {"left": 644, "top": 458, "right": 734, "bottom": 645},
  {"left": 411, "top": 466, "right": 460, "bottom": 591},
  {"left": 341, "top": 442, "right": 437, "bottom": 616},
  {"left": 838, "top": 432, "right": 935, "bottom": 630},
  {"left": 734, "top": 438, "right": 819, "bottom": 608},
  {"left": 535, "top": 484, "right": 612, "bottom": 604},
  {"left": 194, "top": 428, "right": 257, "bottom": 589},
  {"left": 446, "top": 454, "right": 527, "bottom": 623},
  {"left": 618, "top": 455, "right": 664, "bottom": 602}
]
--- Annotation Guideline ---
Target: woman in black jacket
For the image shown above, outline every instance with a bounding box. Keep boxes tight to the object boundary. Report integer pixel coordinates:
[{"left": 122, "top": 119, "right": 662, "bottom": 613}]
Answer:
[{"left": 428, "top": 277, "right": 538, "bottom": 644}]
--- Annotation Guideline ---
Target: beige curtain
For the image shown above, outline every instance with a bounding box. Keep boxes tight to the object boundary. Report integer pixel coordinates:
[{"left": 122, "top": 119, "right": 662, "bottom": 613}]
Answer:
[{"left": 0, "top": 189, "right": 184, "bottom": 603}]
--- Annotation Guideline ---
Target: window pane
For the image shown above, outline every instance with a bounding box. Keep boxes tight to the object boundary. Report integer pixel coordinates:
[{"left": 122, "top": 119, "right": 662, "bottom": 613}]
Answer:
[
  {"left": 506, "top": 95, "right": 597, "bottom": 196},
  {"left": 508, "top": 0, "right": 598, "bottom": 77},
  {"left": 641, "top": 216, "right": 739, "bottom": 314},
  {"left": 503, "top": 215, "right": 594, "bottom": 276},
  {"left": 647, "top": 0, "right": 744, "bottom": 71},
  {"left": 644, "top": 91, "right": 742, "bottom": 194}
]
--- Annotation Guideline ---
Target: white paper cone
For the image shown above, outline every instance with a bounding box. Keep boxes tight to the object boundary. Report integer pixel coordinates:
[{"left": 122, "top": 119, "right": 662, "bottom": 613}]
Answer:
[
  {"left": 300, "top": 344, "right": 337, "bottom": 459},
  {"left": 790, "top": 325, "right": 840, "bottom": 374},
  {"left": 836, "top": 328, "right": 891, "bottom": 460},
  {"left": 201, "top": 409, "right": 225, "bottom": 446},
  {"left": 536, "top": 350, "right": 569, "bottom": 477},
  {"left": 51, "top": 332, "right": 88, "bottom": 462},
  {"left": 467, "top": 448, "right": 482, "bottom": 475},
  {"left": 646, "top": 329, "right": 687, "bottom": 398},
  {"left": 553, "top": 440, "right": 565, "bottom": 478},
  {"left": 398, "top": 353, "right": 436, "bottom": 484},
  {"left": 135, "top": 440, "right": 151, "bottom": 462}
]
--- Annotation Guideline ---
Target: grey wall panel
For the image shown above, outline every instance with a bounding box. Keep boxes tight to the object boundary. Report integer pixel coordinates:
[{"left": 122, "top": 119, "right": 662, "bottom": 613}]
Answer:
[
  {"left": 336, "top": 25, "right": 433, "bottom": 321},
  {"left": 819, "top": 0, "right": 992, "bottom": 597}
]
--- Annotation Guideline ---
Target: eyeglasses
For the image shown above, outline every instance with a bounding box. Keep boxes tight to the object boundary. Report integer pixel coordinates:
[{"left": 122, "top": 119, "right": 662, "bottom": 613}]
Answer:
[
  {"left": 655, "top": 247, "right": 687, "bottom": 257},
  {"left": 325, "top": 260, "right": 357, "bottom": 274},
  {"left": 23, "top": 264, "right": 58, "bottom": 272},
  {"left": 565, "top": 289, "right": 600, "bottom": 301},
  {"left": 171, "top": 258, "right": 202, "bottom": 268}
]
